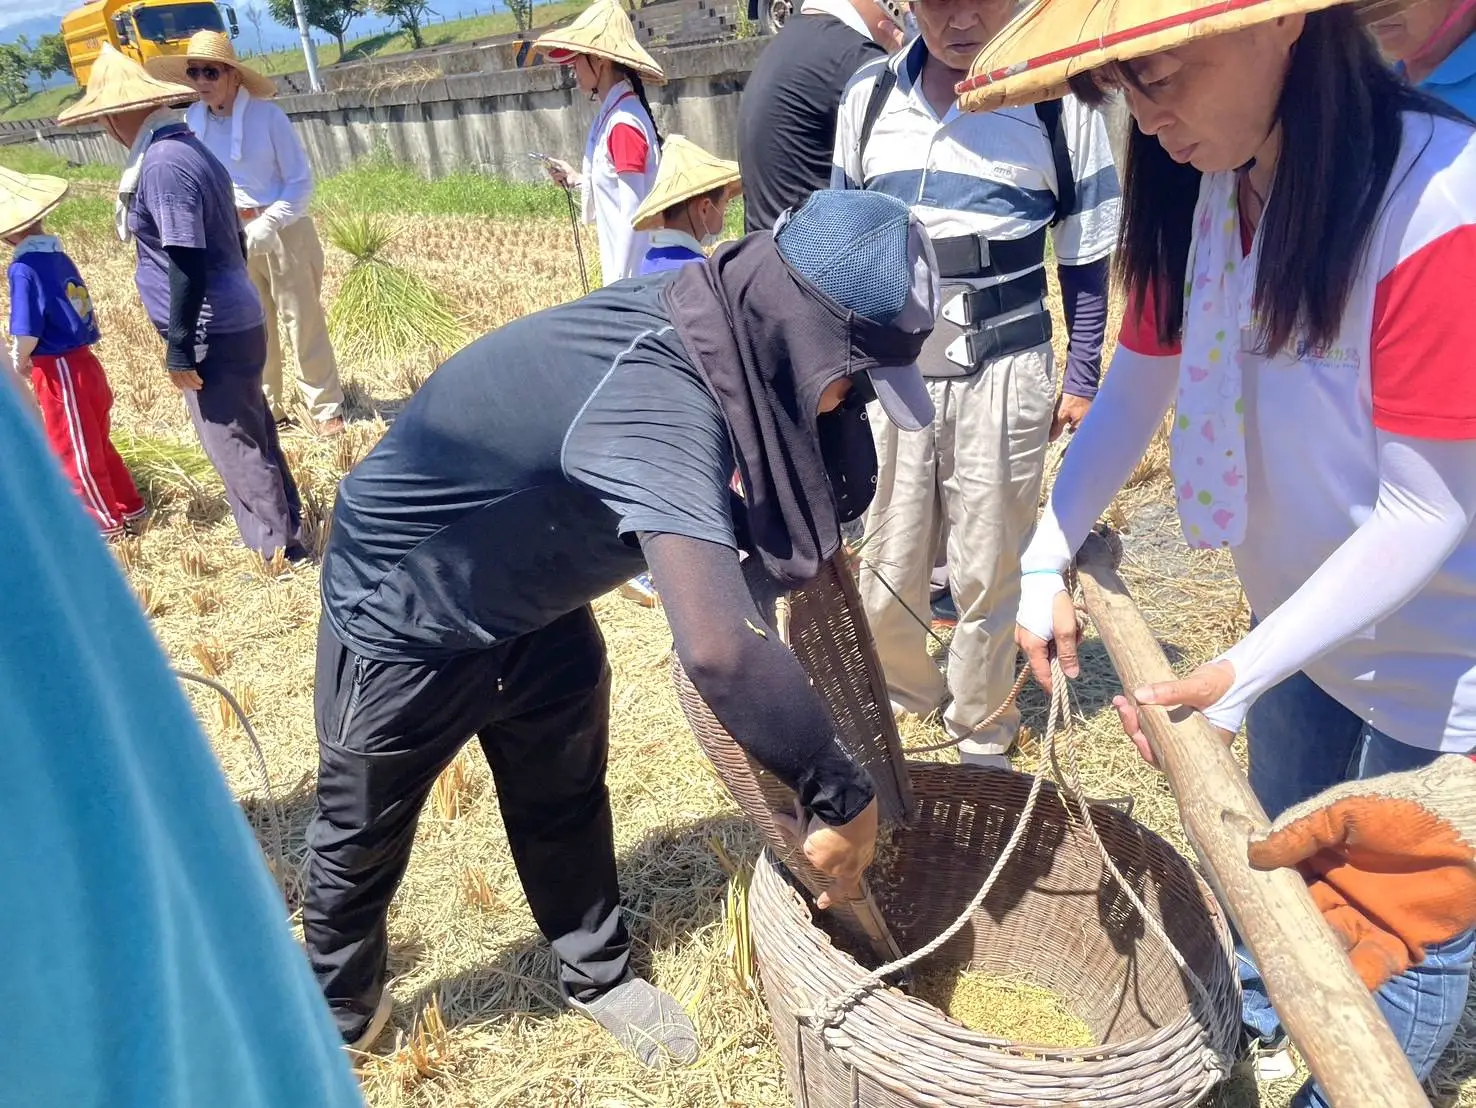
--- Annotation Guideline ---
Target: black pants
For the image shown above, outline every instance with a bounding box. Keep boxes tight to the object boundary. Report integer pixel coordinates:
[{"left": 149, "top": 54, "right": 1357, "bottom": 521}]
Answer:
[
  {"left": 181, "top": 325, "right": 303, "bottom": 560},
  {"left": 304, "top": 606, "right": 628, "bottom": 1041}
]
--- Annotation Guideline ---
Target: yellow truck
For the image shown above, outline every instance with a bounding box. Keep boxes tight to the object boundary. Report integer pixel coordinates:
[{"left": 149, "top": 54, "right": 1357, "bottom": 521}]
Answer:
[{"left": 62, "top": 0, "right": 240, "bottom": 86}]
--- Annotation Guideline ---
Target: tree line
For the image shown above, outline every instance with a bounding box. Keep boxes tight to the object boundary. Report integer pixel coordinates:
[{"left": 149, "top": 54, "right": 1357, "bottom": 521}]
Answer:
[
  {"left": 0, "top": 33, "right": 71, "bottom": 108},
  {"left": 261, "top": 0, "right": 538, "bottom": 57}
]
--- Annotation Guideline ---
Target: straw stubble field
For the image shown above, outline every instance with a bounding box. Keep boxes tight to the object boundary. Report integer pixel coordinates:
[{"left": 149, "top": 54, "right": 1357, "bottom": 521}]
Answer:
[{"left": 36, "top": 174, "right": 1476, "bottom": 1107}]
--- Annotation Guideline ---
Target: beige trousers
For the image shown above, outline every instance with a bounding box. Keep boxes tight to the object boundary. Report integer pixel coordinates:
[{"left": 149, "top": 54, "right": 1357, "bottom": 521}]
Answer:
[
  {"left": 249, "top": 216, "right": 344, "bottom": 424},
  {"left": 859, "top": 343, "right": 1056, "bottom": 756}
]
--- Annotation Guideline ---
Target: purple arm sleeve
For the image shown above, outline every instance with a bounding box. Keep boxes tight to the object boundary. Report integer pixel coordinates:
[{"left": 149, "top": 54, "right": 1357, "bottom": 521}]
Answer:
[{"left": 1058, "top": 256, "right": 1109, "bottom": 399}]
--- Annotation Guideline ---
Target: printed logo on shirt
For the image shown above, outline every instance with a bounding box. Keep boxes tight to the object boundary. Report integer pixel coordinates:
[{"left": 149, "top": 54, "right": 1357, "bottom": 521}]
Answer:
[
  {"left": 65, "top": 281, "right": 94, "bottom": 323},
  {"left": 1292, "top": 336, "right": 1362, "bottom": 375}
]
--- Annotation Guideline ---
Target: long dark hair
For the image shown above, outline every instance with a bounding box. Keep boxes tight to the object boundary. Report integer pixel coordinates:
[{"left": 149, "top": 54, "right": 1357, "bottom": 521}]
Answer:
[
  {"left": 1072, "top": 9, "right": 1467, "bottom": 353},
  {"left": 619, "top": 65, "right": 664, "bottom": 147}
]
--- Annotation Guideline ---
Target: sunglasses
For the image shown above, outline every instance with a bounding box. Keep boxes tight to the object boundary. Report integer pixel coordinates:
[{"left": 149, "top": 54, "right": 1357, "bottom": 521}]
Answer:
[{"left": 186, "top": 65, "right": 224, "bottom": 81}]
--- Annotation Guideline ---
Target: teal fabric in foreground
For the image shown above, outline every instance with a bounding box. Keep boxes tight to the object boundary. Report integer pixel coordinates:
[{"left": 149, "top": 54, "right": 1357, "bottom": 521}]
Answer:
[{"left": 0, "top": 377, "right": 362, "bottom": 1107}]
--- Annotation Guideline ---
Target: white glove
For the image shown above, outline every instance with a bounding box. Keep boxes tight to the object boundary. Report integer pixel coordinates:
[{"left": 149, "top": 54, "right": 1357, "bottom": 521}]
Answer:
[
  {"left": 1016, "top": 569, "right": 1067, "bottom": 643},
  {"left": 244, "top": 215, "right": 280, "bottom": 253}
]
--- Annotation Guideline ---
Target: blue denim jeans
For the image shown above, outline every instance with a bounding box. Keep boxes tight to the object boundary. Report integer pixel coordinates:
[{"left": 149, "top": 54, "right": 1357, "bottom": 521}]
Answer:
[{"left": 1238, "top": 669, "right": 1475, "bottom": 1107}]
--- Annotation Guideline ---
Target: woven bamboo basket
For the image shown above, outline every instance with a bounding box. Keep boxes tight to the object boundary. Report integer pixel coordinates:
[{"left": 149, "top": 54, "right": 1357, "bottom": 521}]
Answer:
[
  {"left": 670, "top": 551, "right": 1240, "bottom": 1105},
  {"left": 752, "top": 764, "right": 1241, "bottom": 1107},
  {"left": 672, "top": 553, "right": 914, "bottom": 956}
]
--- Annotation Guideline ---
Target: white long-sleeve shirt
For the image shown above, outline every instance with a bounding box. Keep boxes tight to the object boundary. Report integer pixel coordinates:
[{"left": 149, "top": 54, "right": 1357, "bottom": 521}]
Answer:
[
  {"left": 188, "top": 90, "right": 314, "bottom": 227},
  {"left": 1019, "top": 113, "right": 1476, "bottom": 753}
]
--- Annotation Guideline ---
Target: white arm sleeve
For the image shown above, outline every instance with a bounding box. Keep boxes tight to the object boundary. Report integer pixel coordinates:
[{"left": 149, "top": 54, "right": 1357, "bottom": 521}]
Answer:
[
  {"left": 1208, "top": 433, "right": 1476, "bottom": 732},
  {"left": 1016, "top": 346, "right": 1179, "bottom": 640},
  {"left": 264, "top": 105, "right": 313, "bottom": 227}
]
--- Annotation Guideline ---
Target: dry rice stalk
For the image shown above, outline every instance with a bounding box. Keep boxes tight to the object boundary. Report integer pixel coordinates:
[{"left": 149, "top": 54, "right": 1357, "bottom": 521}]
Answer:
[
  {"left": 216, "top": 683, "right": 257, "bottom": 733},
  {"left": 189, "top": 638, "right": 227, "bottom": 677},
  {"left": 113, "top": 536, "right": 143, "bottom": 574},
  {"left": 189, "top": 585, "right": 222, "bottom": 615},
  {"left": 401, "top": 994, "right": 452, "bottom": 1079},
  {"left": 460, "top": 867, "right": 503, "bottom": 912},
  {"left": 252, "top": 549, "right": 289, "bottom": 582},
  {"left": 397, "top": 359, "right": 429, "bottom": 397},
  {"left": 134, "top": 582, "right": 164, "bottom": 617},
  {"left": 431, "top": 752, "right": 473, "bottom": 820},
  {"left": 335, "top": 433, "right": 362, "bottom": 476},
  {"left": 179, "top": 546, "right": 213, "bottom": 578}
]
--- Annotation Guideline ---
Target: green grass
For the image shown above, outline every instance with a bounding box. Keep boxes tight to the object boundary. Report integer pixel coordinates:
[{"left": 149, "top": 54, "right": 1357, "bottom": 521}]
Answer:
[
  {"left": 0, "top": 144, "right": 118, "bottom": 236},
  {"left": 0, "top": 142, "right": 749, "bottom": 239},
  {"left": 314, "top": 159, "right": 572, "bottom": 219},
  {"left": 241, "top": 0, "right": 583, "bottom": 76},
  {"left": 0, "top": 83, "right": 84, "bottom": 123}
]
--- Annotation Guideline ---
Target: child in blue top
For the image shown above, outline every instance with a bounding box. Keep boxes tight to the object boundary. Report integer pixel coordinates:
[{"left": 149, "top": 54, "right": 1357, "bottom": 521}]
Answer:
[
  {"left": 3, "top": 167, "right": 145, "bottom": 539},
  {"left": 630, "top": 134, "right": 741, "bottom": 278}
]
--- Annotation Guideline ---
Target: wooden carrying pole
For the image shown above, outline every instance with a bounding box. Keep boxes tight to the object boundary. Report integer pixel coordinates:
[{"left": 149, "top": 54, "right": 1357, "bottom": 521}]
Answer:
[{"left": 1074, "top": 532, "right": 1429, "bottom": 1108}]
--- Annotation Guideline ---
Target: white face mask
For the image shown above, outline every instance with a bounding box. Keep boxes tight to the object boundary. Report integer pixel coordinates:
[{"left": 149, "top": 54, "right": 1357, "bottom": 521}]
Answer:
[{"left": 699, "top": 201, "right": 723, "bottom": 248}]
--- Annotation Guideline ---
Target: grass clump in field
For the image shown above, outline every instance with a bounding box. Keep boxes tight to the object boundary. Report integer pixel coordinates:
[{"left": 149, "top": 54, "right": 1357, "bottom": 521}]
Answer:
[
  {"left": 909, "top": 968, "right": 1096, "bottom": 1049},
  {"left": 325, "top": 209, "right": 465, "bottom": 360}
]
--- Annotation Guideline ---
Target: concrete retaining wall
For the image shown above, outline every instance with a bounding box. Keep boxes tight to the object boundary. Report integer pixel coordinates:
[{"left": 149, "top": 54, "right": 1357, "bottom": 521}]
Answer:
[{"left": 26, "top": 38, "right": 764, "bottom": 181}]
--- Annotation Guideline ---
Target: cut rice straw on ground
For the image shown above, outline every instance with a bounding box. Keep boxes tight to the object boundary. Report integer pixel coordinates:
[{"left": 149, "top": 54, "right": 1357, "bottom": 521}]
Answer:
[
  {"left": 111, "top": 431, "right": 218, "bottom": 502},
  {"left": 325, "top": 209, "right": 467, "bottom": 361},
  {"left": 908, "top": 968, "right": 1096, "bottom": 1048}
]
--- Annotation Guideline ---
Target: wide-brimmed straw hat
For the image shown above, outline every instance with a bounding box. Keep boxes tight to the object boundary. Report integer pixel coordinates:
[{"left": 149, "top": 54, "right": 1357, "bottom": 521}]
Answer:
[
  {"left": 147, "top": 30, "right": 277, "bottom": 99},
  {"left": 535, "top": 0, "right": 666, "bottom": 83},
  {"left": 57, "top": 44, "right": 197, "bottom": 126},
  {"left": 0, "top": 166, "right": 68, "bottom": 239},
  {"left": 631, "top": 134, "right": 741, "bottom": 230},
  {"left": 958, "top": 0, "right": 1355, "bottom": 112}
]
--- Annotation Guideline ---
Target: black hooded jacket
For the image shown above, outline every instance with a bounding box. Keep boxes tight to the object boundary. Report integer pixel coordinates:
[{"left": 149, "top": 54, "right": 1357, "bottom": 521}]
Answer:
[{"left": 321, "top": 240, "right": 926, "bottom": 824}]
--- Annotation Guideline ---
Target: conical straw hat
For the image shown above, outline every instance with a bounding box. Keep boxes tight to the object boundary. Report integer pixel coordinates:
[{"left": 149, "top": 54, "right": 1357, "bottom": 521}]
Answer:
[
  {"left": 631, "top": 134, "right": 740, "bottom": 230},
  {"left": 147, "top": 30, "right": 277, "bottom": 99},
  {"left": 959, "top": 0, "right": 1356, "bottom": 112},
  {"left": 0, "top": 166, "right": 68, "bottom": 239},
  {"left": 57, "top": 44, "right": 197, "bottom": 126},
  {"left": 535, "top": 0, "right": 666, "bottom": 83}
]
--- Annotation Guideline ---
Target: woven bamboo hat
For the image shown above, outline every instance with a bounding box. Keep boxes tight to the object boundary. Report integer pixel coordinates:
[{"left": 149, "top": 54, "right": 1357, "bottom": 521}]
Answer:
[
  {"left": 0, "top": 166, "right": 68, "bottom": 239},
  {"left": 535, "top": 0, "right": 666, "bottom": 83},
  {"left": 57, "top": 44, "right": 197, "bottom": 126},
  {"left": 630, "top": 134, "right": 740, "bottom": 230},
  {"left": 147, "top": 30, "right": 277, "bottom": 99},
  {"left": 958, "top": 0, "right": 1356, "bottom": 112}
]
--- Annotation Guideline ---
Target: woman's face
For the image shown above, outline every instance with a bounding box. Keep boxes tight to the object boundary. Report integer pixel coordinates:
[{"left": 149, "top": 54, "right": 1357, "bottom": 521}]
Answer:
[
  {"left": 1114, "top": 20, "right": 1305, "bottom": 174},
  {"left": 569, "top": 53, "right": 601, "bottom": 94}
]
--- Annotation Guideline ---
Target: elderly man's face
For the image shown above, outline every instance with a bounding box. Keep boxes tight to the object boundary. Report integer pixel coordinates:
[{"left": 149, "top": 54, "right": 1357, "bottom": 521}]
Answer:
[
  {"left": 909, "top": 0, "right": 1017, "bottom": 73},
  {"left": 186, "top": 61, "right": 242, "bottom": 111}
]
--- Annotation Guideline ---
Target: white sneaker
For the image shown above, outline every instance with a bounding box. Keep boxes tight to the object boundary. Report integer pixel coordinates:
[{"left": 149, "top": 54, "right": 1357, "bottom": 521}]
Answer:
[
  {"left": 619, "top": 573, "right": 660, "bottom": 608},
  {"left": 1251, "top": 1035, "right": 1297, "bottom": 1082},
  {"left": 348, "top": 992, "right": 394, "bottom": 1053}
]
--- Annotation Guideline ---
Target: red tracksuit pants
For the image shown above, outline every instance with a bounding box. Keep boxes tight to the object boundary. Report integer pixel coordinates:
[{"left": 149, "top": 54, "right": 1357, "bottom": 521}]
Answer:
[{"left": 31, "top": 347, "right": 145, "bottom": 538}]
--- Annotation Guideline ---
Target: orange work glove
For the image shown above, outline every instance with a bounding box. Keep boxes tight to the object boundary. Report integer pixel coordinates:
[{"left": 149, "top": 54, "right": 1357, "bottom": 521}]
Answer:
[{"left": 1247, "top": 755, "right": 1476, "bottom": 990}]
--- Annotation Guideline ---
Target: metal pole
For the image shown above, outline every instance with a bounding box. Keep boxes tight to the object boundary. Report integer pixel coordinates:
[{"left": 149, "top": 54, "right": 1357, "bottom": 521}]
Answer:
[{"left": 290, "top": 0, "right": 324, "bottom": 92}]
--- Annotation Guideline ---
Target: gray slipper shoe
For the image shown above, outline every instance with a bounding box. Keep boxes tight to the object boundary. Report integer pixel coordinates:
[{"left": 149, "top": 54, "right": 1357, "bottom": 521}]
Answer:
[{"left": 570, "top": 977, "right": 700, "bottom": 1068}]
